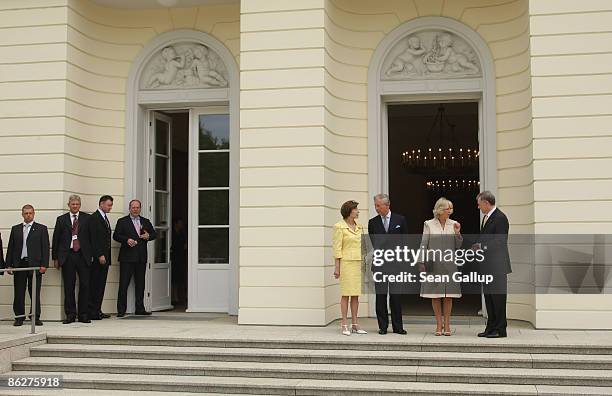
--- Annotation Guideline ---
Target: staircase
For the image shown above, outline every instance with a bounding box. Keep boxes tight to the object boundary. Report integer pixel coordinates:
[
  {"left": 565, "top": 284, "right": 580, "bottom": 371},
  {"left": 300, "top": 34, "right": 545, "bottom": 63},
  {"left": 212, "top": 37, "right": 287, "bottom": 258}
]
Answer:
[{"left": 4, "top": 334, "right": 612, "bottom": 395}]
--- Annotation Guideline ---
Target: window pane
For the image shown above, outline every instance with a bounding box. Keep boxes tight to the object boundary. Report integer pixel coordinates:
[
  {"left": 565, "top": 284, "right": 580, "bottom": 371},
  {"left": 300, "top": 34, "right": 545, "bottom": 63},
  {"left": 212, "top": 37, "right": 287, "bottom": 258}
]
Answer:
[
  {"left": 155, "top": 229, "right": 169, "bottom": 263},
  {"left": 155, "top": 156, "right": 168, "bottom": 190},
  {"left": 199, "top": 114, "right": 229, "bottom": 150},
  {"left": 199, "top": 190, "right": 228, "bottom": 225},
  {"left": 199, "top": 152, "right": 229, "bottom": 187},
  {"left": 155, "top": 119, "right": 169, "bottom": 155},
  {"left": 198, "top": 228, "right": 229, "bottom": 264},
  {"left": 155, "top": 192, "right": 169, "bottom": 226}
]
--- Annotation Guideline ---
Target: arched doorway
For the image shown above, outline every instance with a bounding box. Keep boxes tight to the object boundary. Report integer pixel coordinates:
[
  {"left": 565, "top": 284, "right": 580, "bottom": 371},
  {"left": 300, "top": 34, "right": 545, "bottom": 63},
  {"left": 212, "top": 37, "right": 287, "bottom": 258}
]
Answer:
[
  {"left": 125, "top": 30, "right": 239, "bottom": 315},
  {"left": 367, "top": 17, "right": 497, "bottom": 317}
]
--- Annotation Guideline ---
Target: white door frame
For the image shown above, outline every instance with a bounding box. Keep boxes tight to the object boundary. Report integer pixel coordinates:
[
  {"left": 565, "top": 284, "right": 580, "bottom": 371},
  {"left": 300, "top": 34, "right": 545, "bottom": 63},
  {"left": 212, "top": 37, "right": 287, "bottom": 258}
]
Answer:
[
  {"left": 188, "top": 106, "right": 234, "bottom": 313},
  {"left": 125, "top": 30, "right": 239, "bottom": 315},
  {"left": 366, "top": 17, "right": 497, "bottom": 318},
  {"left": 145, "top": 111, "right": 173, "bottom": 312}
]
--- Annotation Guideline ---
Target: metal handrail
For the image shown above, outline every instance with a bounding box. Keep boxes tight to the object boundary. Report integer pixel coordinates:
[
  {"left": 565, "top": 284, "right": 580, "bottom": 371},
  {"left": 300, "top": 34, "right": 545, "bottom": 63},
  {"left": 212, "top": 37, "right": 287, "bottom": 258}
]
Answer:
[{"left": 0, "top": 266, "right": 44, "bottom": 334}]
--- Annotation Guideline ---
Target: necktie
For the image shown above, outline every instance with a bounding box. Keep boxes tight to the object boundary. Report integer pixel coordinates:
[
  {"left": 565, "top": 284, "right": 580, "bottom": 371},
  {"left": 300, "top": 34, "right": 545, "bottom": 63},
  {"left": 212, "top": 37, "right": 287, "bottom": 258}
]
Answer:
[
  {"left": 104, "top": 215, "right": 111, "bottom": 230},
  {"left": 481, "top": 214, "right": 488, "bottom": 230},
  {"left": 383, "top": 216, "right": 389, "bottom": 233},
  {"left": 72, "top": 214, "right": 80, "bottom": 252},
  {"left": 21, "top": 224, "right": 30, "bottom": 259},
  {"left": 133, "top": 217, "right": 141, "bottom": 235}
]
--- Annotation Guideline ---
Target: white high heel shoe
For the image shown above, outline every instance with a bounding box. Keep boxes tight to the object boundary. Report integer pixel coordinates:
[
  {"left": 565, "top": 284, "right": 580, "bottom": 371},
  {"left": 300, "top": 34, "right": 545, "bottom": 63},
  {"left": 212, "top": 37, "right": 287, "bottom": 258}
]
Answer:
[
  {"left": 341, "top": 324, "right": 351, "bottom": 336},
  {"left": 351, "top": 324, "right": 368, "bottom": 334}
]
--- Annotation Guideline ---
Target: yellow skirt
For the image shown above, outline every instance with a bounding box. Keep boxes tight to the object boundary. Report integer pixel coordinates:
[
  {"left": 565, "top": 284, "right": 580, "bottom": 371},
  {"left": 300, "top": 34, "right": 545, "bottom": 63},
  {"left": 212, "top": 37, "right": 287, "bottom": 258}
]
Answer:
[{"left": 340, "top": 260, "right": 362, "bottom": 296}]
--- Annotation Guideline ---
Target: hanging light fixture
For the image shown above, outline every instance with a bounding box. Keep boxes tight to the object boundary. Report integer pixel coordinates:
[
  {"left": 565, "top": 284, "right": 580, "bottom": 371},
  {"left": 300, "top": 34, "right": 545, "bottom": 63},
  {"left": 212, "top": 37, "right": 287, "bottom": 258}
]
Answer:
[
  {"left": 401, "top": 104, "right": 479, "bottom": 173},
  {"left": 426, "top": 178, "right": 480, "bottom": 192}
]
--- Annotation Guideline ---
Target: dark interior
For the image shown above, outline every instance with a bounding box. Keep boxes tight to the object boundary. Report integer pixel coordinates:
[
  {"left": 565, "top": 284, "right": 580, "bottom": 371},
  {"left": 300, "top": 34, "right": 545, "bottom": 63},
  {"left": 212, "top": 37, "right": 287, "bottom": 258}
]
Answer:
[
  {"left": 164, "top": 111, "right": 189, "bottom": 311},
  {"left": 387, "top": 102, "right": 481, "bottom": 316}
]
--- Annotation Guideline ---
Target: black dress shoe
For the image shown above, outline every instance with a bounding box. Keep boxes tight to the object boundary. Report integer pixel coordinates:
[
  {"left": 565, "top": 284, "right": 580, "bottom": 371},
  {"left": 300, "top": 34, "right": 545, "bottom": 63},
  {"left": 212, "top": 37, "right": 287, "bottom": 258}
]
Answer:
[
  {"left": 378, "top": 329, "right": 387, "bottom": 335},
  {"left": 100, "top": 312, "right": 111, "bottom": 319},
  {"left": 477, "top": 331, "right": 490, "bottom": 337},
  {"left": 91, "top": 314, "right": 103, "bottom": 320},
  {"left": 116, "top": 313, "right": 125, "bottom": 318},
  {"left": 393, "top": 329, "right": 407, "bottom": 335},
  {"left": 135, "top": 311, "right": 152, "bottom": 316},
  {"left": 485, "top": 331, "right": 507, "bottom": 338},
  {"left": 13, "top": 319, "right": 23, "bottom": 327},
  {"left": 35, "top": 319, "right": 43, "bottom": 326},
  {"left": 62, "top": 317, "right": 76, "bottom": 324}
]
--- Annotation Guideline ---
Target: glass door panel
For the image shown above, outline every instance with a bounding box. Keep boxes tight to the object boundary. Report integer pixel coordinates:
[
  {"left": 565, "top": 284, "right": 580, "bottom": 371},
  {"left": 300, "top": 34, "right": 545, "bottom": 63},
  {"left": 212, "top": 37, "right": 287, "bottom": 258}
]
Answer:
[
  {"left": 148, "top": 111, "right": 172, "bottom": 311},
  {"left": 189, "top": 108, "right": 231, "bottom": 312},
  {"left": 197, "top": 113, "right": 230, "bottom": 265}
]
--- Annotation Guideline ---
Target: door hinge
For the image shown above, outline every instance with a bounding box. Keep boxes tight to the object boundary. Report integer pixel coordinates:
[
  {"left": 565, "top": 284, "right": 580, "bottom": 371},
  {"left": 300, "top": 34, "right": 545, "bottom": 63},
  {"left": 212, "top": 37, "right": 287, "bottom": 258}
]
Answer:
[
  {"left": 147, "top": 292, "right": 150, "bottom": 297},
  {"left": 149, "top": 121, "right": 152, "bottom": 127}
]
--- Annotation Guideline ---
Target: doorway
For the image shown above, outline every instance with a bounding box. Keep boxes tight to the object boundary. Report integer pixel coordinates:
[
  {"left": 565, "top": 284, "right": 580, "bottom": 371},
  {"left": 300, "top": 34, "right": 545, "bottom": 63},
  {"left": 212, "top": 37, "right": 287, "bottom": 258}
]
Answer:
[
  {"left": 387, "top": 102, "right": 482, "bottom": 315},
  {"left": 144, "top": 107, "right": 234, "bottom": 314},
  {"left": 145, "top": 110, "right": 190, "bottom": 312},
  {"left": 156, "top": 111, "right": 189, "bottom": 311}
]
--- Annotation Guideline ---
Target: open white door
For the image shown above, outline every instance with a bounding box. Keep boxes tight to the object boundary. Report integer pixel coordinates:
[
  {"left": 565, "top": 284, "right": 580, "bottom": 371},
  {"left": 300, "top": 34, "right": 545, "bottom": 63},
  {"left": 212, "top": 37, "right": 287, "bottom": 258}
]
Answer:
[
  {"left": 147, "top": 111, "right": 173, "bottom": 311},
  {"left": 188, "top": 107, "right": 231, "bottom": 312}
]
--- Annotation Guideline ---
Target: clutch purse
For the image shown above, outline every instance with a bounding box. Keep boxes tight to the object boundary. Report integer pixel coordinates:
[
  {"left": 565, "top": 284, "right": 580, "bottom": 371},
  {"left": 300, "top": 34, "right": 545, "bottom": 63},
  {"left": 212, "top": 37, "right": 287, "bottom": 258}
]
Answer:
[{"left": 419, "top": 260, "right": 434, "bottom": 273}]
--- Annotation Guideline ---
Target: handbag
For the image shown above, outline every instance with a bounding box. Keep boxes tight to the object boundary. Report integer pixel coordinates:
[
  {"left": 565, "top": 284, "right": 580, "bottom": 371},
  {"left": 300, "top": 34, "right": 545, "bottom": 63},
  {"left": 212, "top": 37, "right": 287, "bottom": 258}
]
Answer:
[
  {"left": 361, "top": 229, "right": 374, "bottom": 290},
  {"left": 422, "top": 259, "right": 434, "bottom": 273}
]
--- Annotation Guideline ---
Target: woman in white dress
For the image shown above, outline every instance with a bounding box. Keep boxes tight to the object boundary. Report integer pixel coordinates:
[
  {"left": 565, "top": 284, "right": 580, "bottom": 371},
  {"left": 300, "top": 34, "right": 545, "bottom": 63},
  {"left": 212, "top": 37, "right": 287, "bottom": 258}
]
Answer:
[{"left": 418, "top": 197, "right": 463, "bottom": 336}]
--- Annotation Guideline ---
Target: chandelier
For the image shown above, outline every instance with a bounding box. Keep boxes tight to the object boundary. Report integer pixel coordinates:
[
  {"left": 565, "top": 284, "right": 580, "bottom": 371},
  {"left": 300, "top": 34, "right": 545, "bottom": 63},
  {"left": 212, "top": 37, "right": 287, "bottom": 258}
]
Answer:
[
  {"left": 401, "top": 104, "right": 479, "bottom": 173},
  {"left": 426, "top": 179, "right": 480, "bottom": 192}
]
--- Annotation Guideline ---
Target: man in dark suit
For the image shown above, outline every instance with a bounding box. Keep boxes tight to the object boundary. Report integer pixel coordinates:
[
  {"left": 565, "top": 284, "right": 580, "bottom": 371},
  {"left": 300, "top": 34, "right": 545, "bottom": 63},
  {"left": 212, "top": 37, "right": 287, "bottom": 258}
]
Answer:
[
  {"left": 113, "top": 199, "right": 157, "bottom": 317},
  {"left": 52, "top": 195, "right": 92, "bottom": 324},
  {"left": 368, "top": 194, "right": 408, "bottom": 335},
  {"left": 89, "top": 195, "right": 114, "bottom": 320},
  {"left": 6, "top": 205, "right": 49, "bottom": 326},
  {"left": 475, "top": 191, "right": 512, "bottom": 338},
  {"left": 0, "top": 233, "right": 5, "bottom": 275}
]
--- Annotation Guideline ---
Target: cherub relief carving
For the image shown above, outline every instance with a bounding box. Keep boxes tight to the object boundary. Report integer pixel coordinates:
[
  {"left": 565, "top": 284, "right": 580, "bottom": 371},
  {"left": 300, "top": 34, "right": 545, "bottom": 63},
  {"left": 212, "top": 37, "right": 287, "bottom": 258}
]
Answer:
[
  {"left": 141, "top": 43, "right": 229, "bottom": 89},
  {"left": 385, "top": 36, "right": 427, "bottom": 77},
  {"left": 383, "top": 30, "right": 481, "bottom": 80}
]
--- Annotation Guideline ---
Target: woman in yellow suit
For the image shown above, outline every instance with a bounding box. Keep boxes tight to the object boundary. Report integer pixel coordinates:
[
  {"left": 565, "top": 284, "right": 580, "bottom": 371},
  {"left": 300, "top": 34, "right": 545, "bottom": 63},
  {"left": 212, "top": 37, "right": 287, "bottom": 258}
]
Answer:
[{"left": 333, "top": 200, "right": 367, "bottom": 336}]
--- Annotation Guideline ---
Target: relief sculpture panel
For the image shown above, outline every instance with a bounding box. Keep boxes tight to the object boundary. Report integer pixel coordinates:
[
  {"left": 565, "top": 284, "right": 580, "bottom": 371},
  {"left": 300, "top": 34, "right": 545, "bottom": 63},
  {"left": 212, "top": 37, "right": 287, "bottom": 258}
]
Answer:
[
  {"left": 382, "top": 30, "right": 481, "bottom": 80},
  {"left": 140, "top": 42, "right": 229, "bottom": 89}
]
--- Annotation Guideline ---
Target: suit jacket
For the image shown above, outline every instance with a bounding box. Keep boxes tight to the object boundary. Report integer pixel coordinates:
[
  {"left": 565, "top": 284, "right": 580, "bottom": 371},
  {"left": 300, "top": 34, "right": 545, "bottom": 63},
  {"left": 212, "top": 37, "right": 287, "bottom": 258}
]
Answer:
[
  {"left": 113, "top": 215, "right": 157, "bottom": 263},
  {"left": 368, "top": 212, "right": 409, "bottom": 251},
  {"left": 0, "top": 233, "right": 5, "bottom": 274},
  {"left": 51, "top": 212, "right": 93, "bottom": 266},
  {"left": 479, "top": 208, "right": 512, "bottom": 275},
  {"left": 332, "top": 220, "right": 363, "bottom": 261},
  {"left": 90, "top": 210, "right": 112, "bottom": 265},
  {"left": 6, "top": 222, "right": 50, "bottom": 268}
]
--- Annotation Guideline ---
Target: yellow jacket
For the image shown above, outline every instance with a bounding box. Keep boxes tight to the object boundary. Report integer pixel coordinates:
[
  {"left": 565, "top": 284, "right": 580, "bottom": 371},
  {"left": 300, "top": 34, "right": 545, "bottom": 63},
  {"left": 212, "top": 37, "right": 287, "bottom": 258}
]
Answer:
[{"left": 332, "top": 220, "right": 363, "bottom": 261}]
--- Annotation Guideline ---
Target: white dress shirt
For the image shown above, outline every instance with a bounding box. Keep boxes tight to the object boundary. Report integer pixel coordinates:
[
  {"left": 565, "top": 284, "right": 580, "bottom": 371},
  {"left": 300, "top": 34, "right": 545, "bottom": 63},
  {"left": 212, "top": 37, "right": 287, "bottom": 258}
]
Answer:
[
  {"left": 381, "top": 211, "right": 392, "bottom": 232},
  {"left": 70, "top": 212, "right": 79, "bottom": 249},
  {"left": 131, "top": 216, "right": 141, "bottom": 235},
  {"left": 482, "top": 206, "right": 496, "bottom": 228},
  {"left": 21, "top": 221, "right": 33, "bottom": 259}
]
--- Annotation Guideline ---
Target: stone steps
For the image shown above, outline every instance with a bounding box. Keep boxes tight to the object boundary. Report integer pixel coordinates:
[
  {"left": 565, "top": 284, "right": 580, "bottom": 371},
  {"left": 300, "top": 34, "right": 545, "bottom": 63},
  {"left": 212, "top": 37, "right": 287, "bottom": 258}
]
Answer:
[
  {"left": 28, "top": 343, "right": 612, "bottom": 369},
  {"left": 7, "top": 371, "right": 612, "bottom": 395},
  {"left": 0, "top": 390, "right": 254, "bottom": 396},
  {"left": 5, "top": 335, "right": 612, "bottom": 395},
  {"left": 11, "top": 356, "right": 612, "bottom": 386},
  {"left": 46, "top": 334, "right": 612, "bottom": 354}
]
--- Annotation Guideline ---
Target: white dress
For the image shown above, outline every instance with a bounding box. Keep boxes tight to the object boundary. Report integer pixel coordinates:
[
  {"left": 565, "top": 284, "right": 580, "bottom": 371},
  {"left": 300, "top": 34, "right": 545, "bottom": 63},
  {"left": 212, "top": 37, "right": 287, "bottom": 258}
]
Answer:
[{"left": 419, "top": 218, "right": 463, "bottom": 298}]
